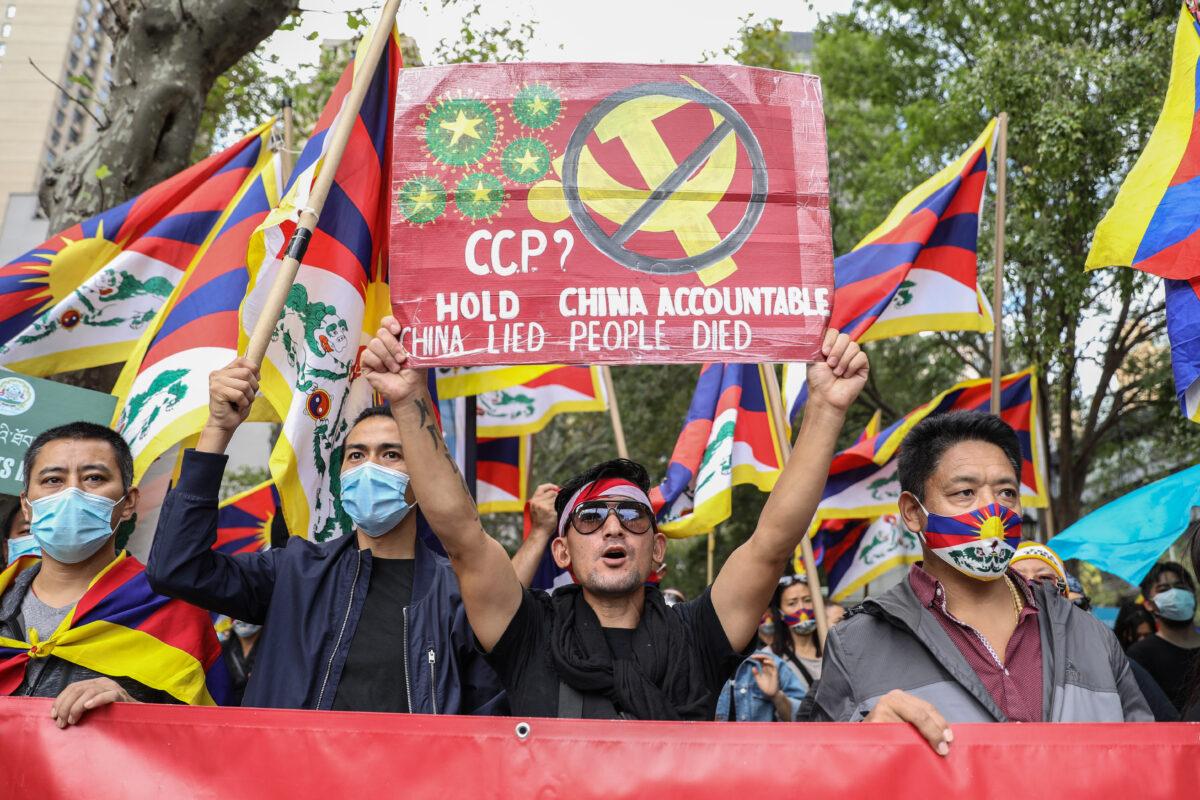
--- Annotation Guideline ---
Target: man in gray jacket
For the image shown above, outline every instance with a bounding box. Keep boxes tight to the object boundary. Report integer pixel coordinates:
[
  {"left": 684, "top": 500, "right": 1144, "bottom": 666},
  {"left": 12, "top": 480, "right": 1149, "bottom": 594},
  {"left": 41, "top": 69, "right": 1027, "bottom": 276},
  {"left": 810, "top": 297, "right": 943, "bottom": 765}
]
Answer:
[{"left": 812, "top": 411, "right": 1151, "bottom": 753}]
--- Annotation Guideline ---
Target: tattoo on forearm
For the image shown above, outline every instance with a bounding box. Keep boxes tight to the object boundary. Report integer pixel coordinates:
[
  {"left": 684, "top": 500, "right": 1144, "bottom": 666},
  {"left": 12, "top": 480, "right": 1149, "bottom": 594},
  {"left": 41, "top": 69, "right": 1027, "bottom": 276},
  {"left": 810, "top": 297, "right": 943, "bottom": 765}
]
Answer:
[{"left": 411, "top": 396, "right": 480, "bottom": 520}]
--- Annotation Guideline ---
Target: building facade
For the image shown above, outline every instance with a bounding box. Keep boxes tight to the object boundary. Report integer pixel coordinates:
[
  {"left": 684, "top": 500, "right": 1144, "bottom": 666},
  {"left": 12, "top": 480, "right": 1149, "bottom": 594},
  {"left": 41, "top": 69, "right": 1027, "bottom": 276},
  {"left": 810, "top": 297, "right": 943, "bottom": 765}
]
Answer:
[{"left": 0, "top": 0, "right": 112, "bottom": 261}]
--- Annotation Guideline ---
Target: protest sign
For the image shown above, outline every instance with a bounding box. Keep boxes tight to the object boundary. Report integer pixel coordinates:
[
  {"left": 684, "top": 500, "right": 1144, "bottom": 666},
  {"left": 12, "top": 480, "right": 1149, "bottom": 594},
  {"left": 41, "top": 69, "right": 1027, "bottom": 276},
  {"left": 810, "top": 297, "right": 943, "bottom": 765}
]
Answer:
[
  {"left": 0, "top": 369, "right": 118, "bottom": 495},
  {"left": 390, "top": 63, "right": 833, "bottom": 366}
]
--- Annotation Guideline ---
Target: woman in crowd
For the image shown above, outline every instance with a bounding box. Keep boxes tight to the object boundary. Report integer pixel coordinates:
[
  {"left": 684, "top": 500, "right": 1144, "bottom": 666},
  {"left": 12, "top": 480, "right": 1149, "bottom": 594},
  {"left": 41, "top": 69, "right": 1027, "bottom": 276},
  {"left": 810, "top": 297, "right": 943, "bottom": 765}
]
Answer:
[
  {"left": 714, "top": 575, "right": 813, "bottom": 722},
  {"left": 1114, "top": 600, "right": 1156, "bottom": 652}
]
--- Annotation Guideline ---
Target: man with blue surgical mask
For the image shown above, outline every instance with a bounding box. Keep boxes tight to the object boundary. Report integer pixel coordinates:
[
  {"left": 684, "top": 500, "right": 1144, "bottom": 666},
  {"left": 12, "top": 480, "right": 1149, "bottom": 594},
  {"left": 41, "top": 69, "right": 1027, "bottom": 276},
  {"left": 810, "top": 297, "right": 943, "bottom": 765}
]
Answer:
[
  {"left": 811, "top": 411, "right": 1151, "bottom": 751},
  {"left": 147, "top": 359, "right": 504, "bottom": 714},
  {"left": 3, "top": 504, "right": 37, "bottom": 566},
  {"left": 0, "top": 422, "right": 225, "bottom": 726},
  {"left": 1129, "top": 562, "right": 1200, "bottom": 713}
]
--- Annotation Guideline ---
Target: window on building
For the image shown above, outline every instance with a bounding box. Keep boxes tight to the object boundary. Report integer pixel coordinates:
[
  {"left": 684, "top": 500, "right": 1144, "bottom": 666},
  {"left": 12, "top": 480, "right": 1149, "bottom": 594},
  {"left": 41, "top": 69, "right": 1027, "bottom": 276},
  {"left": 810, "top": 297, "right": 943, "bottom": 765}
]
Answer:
[
  {"left": 68, "top": 128, "right": 80, "bottom": 146},
  {"left": 1, "top": 22, "right": 10, "bottom": 37},
  {"left": 81, "top": 0, "right": 91, "bottom": 13},
  {"left": 76, "top": 16, "right": 85, "bottom": 31},
  {"left": 5, "top": 6, "right": 15, "bottom": 20},
  {"left": 68, "top": 52, "right": 79, "bottom": 70},
  {"left": 73, "top": 108, "right": 83, "bottom": 124},
  {"left": 71, "top": 34, "right": 82, "bottom": 49},
  {"left": 0, "top": 43, "right": 6, "bottom": 57},
  {"left": 55, "top": 109, "right": 65, "bottom": 126},
  {"left": 50, "top": 130, "right": 61, "bottom": 147}
]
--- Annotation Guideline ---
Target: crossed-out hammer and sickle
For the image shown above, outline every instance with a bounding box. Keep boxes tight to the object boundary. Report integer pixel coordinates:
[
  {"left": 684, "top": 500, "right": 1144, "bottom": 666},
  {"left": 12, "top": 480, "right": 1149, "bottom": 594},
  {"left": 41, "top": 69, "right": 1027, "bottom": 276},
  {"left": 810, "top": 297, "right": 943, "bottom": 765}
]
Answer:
[{"left": 527, "top": 80, "right": 768, "bottom": 285}]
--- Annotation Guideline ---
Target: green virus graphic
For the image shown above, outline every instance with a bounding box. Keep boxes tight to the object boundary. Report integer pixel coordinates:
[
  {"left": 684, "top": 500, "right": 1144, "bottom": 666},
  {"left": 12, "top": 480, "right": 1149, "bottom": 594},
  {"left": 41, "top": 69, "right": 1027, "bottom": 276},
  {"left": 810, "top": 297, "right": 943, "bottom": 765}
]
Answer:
[
  {"left": 512, "top": 83, "right": 561, "bottom": 130},
  {"left": 454, "top": 173, "right": 505, "bottom": 221},
  {"left": 501, "top": 137, "right": 552, "bottom": 183},
  {"left": 423, "top": 97, "right": 499, "bottom": 167},
  {"left": 397, "top": 176, "right": 446, "bottom": 225}
]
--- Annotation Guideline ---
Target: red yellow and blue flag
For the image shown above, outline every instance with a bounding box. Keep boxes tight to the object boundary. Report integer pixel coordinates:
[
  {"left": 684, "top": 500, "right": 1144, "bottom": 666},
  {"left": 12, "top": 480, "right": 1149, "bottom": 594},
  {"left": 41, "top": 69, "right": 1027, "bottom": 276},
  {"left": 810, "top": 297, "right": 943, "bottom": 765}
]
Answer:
[
  {"left": 241, "top": 23, "right": 402, "bottom": 541},
  {"left": 1088, "top": 3, "right": 1200, "bottom": 279},
  {"left": 1088, "top": 5, "right": 1200, "bottom": 423},
  {"left": 831, "top": 120, "right": 996, "bottom": 343},
  {"left": 0, "top": 125, "right": 274, "bottom": 377},
  {"left": 813, "top": 515, "right": 923, "bottom": 600},
  {"left": 215, "top": 480, "right": 280, "bottom": 556},
  {"left": 649, "top": 363, "right": 783, "bottom": 537},
  {"left": 476, "top": 366, "right": 607, "bottom": 438},
  {"left": 0, "top": 553, "right": 229, "bottom": 705},
  {"left": 111, "top": 123, "right": 283, "bottom": 480},
  {"left": 477, "top": 434, "right": 530, "bottom": 515}
]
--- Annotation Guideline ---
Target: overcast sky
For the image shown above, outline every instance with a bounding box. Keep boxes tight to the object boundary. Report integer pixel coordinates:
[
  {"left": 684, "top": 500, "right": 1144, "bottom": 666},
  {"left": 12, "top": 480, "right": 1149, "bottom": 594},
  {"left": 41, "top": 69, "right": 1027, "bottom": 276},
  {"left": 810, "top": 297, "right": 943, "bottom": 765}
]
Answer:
[{"left": 271, "top": 0, "right": 854, "bottom": 73}]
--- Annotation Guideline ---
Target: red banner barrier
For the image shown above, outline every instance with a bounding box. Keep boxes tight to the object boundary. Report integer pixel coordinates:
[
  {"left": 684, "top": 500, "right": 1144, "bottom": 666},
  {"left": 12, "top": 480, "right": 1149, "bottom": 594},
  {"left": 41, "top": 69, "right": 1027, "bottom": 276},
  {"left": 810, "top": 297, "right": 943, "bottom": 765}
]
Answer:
[{"left": 0, "top": 698, "right": 1195, "bottom": 798}]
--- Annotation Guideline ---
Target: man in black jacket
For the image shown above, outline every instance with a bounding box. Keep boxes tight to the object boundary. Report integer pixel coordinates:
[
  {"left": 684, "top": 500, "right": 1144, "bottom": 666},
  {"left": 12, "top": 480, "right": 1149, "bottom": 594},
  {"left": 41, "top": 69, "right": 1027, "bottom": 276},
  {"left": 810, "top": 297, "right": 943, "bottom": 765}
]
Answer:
[{"left": 146, "top": 358, "right": 504, "bottom": 714}]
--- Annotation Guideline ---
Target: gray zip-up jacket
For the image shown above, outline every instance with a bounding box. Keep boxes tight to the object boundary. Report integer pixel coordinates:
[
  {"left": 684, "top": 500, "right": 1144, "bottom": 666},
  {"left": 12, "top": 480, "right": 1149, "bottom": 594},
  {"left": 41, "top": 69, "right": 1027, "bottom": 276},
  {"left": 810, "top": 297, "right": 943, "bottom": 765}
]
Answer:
[{"left": 812, "top": 575, "right": 1152, "bottom": 722}]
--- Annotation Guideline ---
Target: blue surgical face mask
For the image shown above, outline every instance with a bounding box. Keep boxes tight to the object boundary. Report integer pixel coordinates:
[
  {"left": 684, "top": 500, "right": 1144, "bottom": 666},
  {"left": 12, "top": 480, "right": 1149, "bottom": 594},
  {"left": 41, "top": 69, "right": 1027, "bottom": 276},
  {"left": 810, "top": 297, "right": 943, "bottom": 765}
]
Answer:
[
  {"left": 340, "top": 462, "right": 415, "bottom": 538},
  {"left": 1152, "top": 587, "right": 1197, "bottom": 623},
  {"left": 28, "top": 488, "right": 123, "bottom": 565},
  {"left": 232, "top": 621, "right": 263, "bottom": 639},
  {"left": 6, "top": 533, "right": 40, "bottom": 565}
]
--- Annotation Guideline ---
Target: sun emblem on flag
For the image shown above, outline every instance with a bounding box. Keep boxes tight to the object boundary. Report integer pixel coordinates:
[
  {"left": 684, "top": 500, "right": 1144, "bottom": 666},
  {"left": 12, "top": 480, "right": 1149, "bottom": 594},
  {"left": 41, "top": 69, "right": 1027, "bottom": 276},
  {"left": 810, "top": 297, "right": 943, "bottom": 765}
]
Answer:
[
  {"left": 512, "top": 83, "right": 562, "bottom": 130},
  {"left": 454, "top": 172, "right": 506, "bottom": 221},
  {"left": 20, "top": 221, "right": 124, "bottom": 314},
  {"left": 422, "top": 96, "right": 501, "bottom": 168},
  {"left": 501, "top": 137, "right": 552, "bottom": 183},
  {"left": 397, "top": 175, "right": 447, "bottom": 225},
  {"left": 306, "top": 389, "right": 331, "bottom": 420}
]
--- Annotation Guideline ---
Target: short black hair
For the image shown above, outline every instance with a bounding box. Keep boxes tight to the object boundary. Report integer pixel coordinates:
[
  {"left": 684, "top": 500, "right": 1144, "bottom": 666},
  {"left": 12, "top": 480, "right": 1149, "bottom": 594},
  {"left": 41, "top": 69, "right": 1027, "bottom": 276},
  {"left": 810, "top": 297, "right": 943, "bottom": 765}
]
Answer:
[
  {"left": 23, "top": 422, "right": 134, "bottom": 492},
  {"left": 897, "top": 410, "right": 1022, "bottom": 501},
  {"left": 1113, "top": 599, "right": 1156, "bottom": 651},
  {"left": 1140, "top": 560, "right": 1195, "bottom": 597},
  {"left": 554, "top": 458, "right": 651, "bottom": 521},
  {"left": 351, "top": 405, "right": 394, "bottom": 430}
]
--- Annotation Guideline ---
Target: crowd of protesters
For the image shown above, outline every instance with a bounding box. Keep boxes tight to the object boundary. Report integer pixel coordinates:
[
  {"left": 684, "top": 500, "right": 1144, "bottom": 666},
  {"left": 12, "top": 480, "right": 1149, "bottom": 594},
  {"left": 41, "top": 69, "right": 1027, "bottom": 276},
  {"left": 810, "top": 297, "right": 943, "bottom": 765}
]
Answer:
[{"left": 2, "top": 318, "right": 1199, "bottom": 746}]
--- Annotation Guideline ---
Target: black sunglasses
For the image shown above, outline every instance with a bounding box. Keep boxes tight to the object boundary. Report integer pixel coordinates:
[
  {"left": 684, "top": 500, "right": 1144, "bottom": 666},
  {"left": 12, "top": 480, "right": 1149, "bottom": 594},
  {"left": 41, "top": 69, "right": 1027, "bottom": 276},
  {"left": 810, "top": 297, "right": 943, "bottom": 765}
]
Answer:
[{"left": 570, "top": 500, "right": 653, "bottom": 535}]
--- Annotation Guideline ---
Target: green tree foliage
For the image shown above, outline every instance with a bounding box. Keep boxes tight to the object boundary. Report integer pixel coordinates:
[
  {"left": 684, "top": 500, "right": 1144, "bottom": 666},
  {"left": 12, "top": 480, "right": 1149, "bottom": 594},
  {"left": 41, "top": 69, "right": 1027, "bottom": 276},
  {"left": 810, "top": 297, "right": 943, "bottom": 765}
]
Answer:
[{"left": 729, "top": 3, "right": 1200, "bottom": 534}]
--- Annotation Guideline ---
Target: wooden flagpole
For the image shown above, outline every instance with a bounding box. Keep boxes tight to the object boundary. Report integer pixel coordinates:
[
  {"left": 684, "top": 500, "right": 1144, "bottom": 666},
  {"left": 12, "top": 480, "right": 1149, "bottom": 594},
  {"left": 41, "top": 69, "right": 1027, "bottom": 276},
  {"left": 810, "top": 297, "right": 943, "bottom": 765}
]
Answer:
[
  {"left": 280, "top": 96, "right": 295, "bottom": 186},
  {"left": 762, "top": 363, "right": 830, "bottom": 648},
  {"left": 245, "top": 0, "right": 401, "bottom": 366},
  {"left": 600, "top": 366, "right": 629, "bottom": 459},
  {"left": 990, "top": 112, "right": 1009, "bottom": 414},
  {"left": 706, "top": 530, "right": 715, "bottom": 586},
  {"left": 1037, "top": 381, "right": 1057, "bottom": 541}
]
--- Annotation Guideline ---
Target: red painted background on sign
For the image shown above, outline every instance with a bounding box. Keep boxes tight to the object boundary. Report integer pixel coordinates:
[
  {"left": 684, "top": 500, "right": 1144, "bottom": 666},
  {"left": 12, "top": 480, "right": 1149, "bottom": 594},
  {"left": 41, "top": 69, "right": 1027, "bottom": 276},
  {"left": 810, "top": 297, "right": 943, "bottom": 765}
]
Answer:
[
  {"left": 389, "top": 63, "right": 833, "bottom": 367},
  {"left": 1, "top": 699, "right": 1195, "bottom": 798}
]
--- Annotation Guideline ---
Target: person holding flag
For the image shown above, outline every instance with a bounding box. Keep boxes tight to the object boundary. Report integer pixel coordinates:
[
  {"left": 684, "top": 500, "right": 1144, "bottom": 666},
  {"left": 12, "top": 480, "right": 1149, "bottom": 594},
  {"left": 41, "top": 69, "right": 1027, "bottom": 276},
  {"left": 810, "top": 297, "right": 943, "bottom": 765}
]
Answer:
[
  {"left": 146, "top": 360, "right": 505, "bottom": 715},
  {"left": 811, "top": 411, "right": 1152, "bottom": 746},
  {"left": 361, "top": 318, "right": 869, "bottom": 722},
  {"left": 0, "top": 422, "right": 227, "bottom": 726}
]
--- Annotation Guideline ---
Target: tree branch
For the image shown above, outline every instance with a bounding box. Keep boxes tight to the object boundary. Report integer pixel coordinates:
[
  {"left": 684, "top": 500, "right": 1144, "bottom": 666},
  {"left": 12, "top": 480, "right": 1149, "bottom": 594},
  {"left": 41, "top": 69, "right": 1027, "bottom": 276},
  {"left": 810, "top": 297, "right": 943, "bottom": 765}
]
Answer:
[{"left": 27, "top": 59, "right": 108, "bottom": 130}]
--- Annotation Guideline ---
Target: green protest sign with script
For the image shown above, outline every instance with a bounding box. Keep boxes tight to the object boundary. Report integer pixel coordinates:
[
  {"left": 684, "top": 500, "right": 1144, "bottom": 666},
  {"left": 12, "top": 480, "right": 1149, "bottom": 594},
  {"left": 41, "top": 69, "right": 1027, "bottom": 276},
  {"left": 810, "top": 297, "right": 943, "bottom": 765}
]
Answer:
[{"left": 0, "top": 369, "right": 118, "bottom": 495}]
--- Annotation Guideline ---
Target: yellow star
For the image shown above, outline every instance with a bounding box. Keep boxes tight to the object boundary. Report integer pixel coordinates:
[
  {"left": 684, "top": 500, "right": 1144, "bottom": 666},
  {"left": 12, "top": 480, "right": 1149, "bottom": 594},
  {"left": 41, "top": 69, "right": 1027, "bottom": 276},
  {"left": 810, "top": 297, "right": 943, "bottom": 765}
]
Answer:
[
  {"left": 528, "top": 95, "right": 550, "bottom": 116},
  {"left": 514, "top": 148, "right": 541, "bottom": 173},
  {"left": 439, "top": 110, "right": 484, "bottom": 146},
  {"left": 409, "top": 187, "right": 436, "bottom": 213},
  {"left": 471, "top": 179, "right": 493, "bottom": 203}
]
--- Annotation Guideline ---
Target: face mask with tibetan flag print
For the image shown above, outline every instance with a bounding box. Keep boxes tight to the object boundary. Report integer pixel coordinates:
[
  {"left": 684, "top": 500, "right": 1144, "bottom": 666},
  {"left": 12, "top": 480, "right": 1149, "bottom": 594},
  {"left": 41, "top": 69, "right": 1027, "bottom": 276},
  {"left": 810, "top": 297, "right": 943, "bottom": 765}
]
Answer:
[{"left": 914, "top": 501, "right": 1022, "bottom": 581}]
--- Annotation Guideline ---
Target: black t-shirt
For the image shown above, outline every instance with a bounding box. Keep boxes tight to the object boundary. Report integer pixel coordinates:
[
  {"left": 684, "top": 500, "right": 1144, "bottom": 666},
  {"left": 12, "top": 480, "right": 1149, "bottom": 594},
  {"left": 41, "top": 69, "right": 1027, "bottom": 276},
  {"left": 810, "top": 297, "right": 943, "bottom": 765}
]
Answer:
[
  {"left": 1127, "top": 633, "right": 1200, "bottom": 712},
  {"left": 484, "top": 587, "right": 745, "bottom": 719},
  {"left": 332, "top": 557, "right": 415, "bottom": 713}
]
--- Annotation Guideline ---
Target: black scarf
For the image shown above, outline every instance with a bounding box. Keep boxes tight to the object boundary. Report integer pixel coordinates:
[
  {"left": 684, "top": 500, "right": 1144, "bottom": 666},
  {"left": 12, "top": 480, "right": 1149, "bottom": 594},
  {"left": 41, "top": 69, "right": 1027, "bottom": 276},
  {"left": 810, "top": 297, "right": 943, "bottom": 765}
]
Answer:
[{"left": 549, "top": 585, "right": 711, "bottom": 720}]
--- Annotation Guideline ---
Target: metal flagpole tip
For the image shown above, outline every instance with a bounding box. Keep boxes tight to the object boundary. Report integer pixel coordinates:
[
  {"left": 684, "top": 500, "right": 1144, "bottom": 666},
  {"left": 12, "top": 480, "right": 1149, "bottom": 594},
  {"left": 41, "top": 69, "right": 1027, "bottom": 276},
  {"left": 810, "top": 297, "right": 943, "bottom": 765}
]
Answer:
[{"left": 514, "top": 721, "right": 532, "bottom": 740}]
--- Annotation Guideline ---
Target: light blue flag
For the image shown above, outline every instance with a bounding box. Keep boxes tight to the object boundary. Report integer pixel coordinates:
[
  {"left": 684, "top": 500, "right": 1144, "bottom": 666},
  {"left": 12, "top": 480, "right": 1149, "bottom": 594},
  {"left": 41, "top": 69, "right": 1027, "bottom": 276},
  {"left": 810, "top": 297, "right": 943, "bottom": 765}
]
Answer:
[{"left": 1050, "top": 464, "right": 1200, "bottom": 586}]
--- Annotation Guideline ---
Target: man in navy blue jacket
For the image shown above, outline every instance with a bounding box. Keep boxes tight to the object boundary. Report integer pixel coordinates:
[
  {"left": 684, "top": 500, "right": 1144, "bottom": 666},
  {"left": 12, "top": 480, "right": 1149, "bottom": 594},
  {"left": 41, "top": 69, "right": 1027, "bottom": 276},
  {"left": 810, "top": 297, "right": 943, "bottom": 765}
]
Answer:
[{"left": 146, "top": 358, "right": 504, "bottom": 714}]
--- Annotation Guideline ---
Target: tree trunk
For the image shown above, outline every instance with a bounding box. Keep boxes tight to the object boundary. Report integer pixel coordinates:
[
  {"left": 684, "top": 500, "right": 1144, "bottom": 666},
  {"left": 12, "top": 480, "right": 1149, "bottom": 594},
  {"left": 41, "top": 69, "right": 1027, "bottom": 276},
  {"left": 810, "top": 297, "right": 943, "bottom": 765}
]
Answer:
[{"left": 39, "top": 0, "right": 300, "bottom": 233}]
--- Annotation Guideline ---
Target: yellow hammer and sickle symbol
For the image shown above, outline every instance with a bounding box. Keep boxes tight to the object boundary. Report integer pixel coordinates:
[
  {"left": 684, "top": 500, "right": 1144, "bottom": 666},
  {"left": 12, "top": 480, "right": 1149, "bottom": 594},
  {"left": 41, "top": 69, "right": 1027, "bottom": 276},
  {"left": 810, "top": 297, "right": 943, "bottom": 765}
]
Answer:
[{"left": 529, "top": 79, "right": 744, "bottom": 285}]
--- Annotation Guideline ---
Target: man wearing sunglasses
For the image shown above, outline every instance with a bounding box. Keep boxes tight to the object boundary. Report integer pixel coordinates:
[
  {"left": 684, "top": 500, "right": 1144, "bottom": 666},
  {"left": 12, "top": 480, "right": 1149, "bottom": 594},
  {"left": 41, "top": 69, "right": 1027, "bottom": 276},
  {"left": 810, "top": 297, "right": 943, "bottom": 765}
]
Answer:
[{"left": 361, "top": 317, "right": 869, "bottom": 720}]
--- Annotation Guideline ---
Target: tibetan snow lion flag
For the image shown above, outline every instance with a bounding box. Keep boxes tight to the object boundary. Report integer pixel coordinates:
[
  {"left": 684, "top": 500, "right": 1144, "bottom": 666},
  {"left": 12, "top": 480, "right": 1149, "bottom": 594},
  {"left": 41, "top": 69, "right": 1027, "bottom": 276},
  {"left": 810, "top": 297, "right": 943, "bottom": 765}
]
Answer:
[
  {"left": 390, "top": 64, "right": 833, "bottom": 368},
  {"left": 0, "top": 553, "right": 229, "bottom": 705},
  {"left": 812, "top": 515, "right": 921, "bottom": 601},
  {"left": 112, "top": 126, "right": 283, "bottom": 481},
  {"left": 649, "top": 363, "right": 783, "bottom": 537},
  {"left": 831, "top": 120, "right": 996, "bottom": 343},
  {"left": 240, "top": 23, "right": 401, "bottom": 542},
  {"left": 1087, "top": 4, "right": 1200, "bottom": 422},
  {"left": 0, "top": 125, "right": 273, "bottom": 377},
  {"left": 476, "top": 365, "right": 606, "bottom": 437}
]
